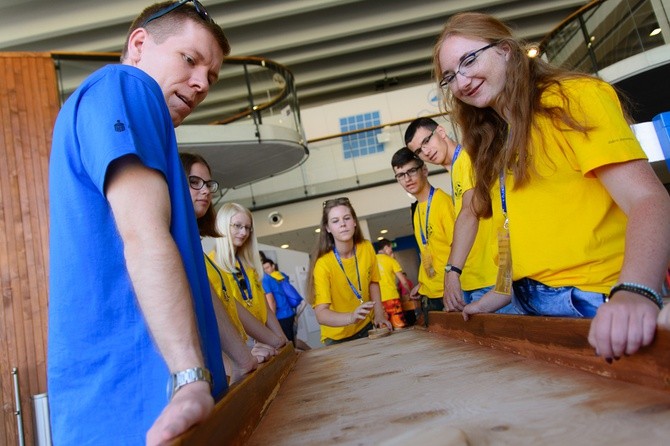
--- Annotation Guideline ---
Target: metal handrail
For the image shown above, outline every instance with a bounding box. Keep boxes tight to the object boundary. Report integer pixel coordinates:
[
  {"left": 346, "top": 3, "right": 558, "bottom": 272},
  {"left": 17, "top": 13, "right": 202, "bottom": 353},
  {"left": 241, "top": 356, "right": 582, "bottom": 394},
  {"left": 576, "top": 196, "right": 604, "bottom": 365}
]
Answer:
[
  {"left": 538, "top": 0, "right": 605, "bottom": 53},
  {"left": 50, "top": 51, "right": 297, "bottom": 127},
  {"left": 538, "top": 0, "right": 667, "bottom": 73}
]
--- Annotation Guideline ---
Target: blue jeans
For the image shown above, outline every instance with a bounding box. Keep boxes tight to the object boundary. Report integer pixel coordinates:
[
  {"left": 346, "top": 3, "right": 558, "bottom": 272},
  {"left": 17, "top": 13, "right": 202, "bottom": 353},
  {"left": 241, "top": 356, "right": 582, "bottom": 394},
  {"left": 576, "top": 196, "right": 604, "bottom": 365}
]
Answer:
[
  {"left": 512, "top": 278, "right": 606, "bottom": 318},
  {"left": 464, "top": 286, "right": 520, "bottom": 314}
]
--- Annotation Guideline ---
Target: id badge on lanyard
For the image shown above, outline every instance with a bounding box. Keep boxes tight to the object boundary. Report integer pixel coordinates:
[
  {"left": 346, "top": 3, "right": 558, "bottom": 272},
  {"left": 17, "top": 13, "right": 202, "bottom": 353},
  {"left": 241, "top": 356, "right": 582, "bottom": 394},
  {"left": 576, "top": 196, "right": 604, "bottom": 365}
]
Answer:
[
  {"left": 418, "top": 187, "right": 436, "bottom": 278},
  {"left": 495, "top": 173, "right": 513, "bottom": 295}
]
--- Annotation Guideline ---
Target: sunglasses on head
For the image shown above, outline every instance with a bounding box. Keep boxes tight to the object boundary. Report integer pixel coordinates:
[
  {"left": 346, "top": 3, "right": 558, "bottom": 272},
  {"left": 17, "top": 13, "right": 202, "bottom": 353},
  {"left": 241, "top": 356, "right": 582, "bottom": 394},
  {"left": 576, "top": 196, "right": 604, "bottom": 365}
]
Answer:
[
  {"left": 142, "top": 0, "right": 213, "bottom": 27},
  {"left": 322, "top": 197, "right": 351, "bottom": 208}
]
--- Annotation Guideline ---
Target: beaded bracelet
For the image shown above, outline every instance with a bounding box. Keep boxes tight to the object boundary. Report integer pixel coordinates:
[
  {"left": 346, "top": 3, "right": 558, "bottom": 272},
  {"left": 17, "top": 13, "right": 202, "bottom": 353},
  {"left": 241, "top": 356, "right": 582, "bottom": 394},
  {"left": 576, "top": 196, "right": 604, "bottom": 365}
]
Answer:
[{"left": 606, "top": 282, "right": 664, "bottom": 309}]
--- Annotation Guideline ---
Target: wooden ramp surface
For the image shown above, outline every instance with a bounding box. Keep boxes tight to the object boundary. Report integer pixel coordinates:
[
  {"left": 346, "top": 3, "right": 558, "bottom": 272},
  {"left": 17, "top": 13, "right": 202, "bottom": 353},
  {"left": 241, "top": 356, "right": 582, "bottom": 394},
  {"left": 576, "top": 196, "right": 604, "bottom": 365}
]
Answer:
[{"left": 247, "top": 328, "right": 670, "bottom": 445}]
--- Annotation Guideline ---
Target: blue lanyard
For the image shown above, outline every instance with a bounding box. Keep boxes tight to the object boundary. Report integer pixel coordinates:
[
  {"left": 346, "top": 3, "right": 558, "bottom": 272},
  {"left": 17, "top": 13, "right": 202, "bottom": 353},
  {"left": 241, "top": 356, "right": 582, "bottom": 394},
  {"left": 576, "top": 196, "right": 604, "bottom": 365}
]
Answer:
[
  {"left": 499, "top": 171, "right": 510, "bottom": 230},
  {"left": 500, "top": 127, "right": 511, "bottom": 228},
  {"left": 333, "top": 245, "right": 363, "bottom": 302},
  {"left": 204, "top": 255, "right": 229, "bottom": 302},
  {"left": 450, "top": 144, "right": 462, "bottom": 206},
  {"left": 452, "top": 144, "right": 462, "bottom": 166},
  {"left": 235, "top": 257, "right": 253, "bottom": 304},
  {"left": 417, "top": 186, "right": 435, "bottom": 246}
]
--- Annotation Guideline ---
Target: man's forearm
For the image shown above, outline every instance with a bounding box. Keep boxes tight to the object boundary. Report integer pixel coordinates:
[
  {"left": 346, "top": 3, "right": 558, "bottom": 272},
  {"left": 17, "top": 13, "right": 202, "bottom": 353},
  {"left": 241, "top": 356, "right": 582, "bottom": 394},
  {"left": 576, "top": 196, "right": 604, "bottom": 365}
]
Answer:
[{"left": 125, "top": 236, "right": 205, "bottom": 372}]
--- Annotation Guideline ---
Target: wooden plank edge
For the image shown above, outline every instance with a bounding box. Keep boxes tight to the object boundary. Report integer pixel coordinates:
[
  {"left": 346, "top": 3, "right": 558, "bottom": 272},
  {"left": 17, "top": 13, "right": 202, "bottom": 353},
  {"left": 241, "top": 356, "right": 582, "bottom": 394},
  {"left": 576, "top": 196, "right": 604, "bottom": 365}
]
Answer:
[
  {"left": 169, "top": 343, "right": 299, "bottom": 445},
  {"left": 427, "top": 312, "right": 670, "bottom": 391}
]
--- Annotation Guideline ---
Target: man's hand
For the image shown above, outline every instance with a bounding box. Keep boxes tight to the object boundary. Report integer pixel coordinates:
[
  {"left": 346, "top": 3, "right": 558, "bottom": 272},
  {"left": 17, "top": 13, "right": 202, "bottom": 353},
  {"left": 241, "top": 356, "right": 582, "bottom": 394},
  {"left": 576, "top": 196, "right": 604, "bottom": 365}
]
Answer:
[{"left": 146, "top": 380, "right": 214, "bottom": 445}]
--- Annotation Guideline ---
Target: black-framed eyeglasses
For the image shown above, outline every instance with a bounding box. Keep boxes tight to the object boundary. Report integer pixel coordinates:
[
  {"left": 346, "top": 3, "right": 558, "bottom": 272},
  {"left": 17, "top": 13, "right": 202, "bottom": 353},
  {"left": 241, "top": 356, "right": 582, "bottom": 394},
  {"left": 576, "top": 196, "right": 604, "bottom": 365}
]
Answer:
[
  {"left": 394, "top": 166, "right": 422, "bottom": 182},
  {"left": 439, "top": 42, "right": 498, "bottom": 88},
  {"left": 142, "top": 0, "right": 213, "bottom": 27},
  {"left": 413, "top": 128, "right": 436, "bottom": 156},
  {"left": 323, "top": 197, "right": 351, "bottom": 208},
  {"left": 188, "top": 175, "right": 219, "bottom": 193},
  {"left": 230, "top": 223, "right": 253, "bottom": 233}
]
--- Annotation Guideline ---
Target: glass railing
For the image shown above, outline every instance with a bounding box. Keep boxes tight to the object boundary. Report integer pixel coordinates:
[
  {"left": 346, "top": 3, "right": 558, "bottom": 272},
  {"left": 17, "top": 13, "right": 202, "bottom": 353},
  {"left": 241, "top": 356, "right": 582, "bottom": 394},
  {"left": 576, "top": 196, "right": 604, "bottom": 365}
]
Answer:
[
  {"left": 51, "top": 52, "right": 305, "bottom": 138},
  {"left": 217, "top": 114, "right": 457, "bottom": 210},
  {"left": 539, "top": 0, "right": 669, "bottom": 74}
]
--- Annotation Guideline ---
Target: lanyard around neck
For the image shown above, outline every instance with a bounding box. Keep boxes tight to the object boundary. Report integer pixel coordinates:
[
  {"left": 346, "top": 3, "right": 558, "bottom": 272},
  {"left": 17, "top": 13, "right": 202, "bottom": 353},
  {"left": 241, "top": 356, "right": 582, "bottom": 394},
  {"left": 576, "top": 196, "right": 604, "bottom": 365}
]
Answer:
[
  {"left": 500, "top": 127, "right": 511, "bottom": 229},
  {"left": 449, "top": 144, "right": 462, "bottom": 206},
  {"left": 235, "top": 257, "right": 253, "bottom": 304},
  {"left": 333, "top": 244, "right": 363, "bottom": 302},
  {"left": 204, "top": 254, "right": 229, "bottom": 302},
  {"left": 417, "top": 185, "right": 435, "bottom": 246},
  {"left": 499, "top": 172, "right": 509, "bottom": 228}
]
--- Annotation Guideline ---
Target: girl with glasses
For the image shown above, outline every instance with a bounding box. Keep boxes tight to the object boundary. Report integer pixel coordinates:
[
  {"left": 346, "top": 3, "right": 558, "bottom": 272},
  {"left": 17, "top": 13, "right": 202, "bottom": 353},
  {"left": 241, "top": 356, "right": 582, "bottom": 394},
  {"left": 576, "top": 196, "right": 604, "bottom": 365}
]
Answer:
[
  {"left": 308, "top": 198, "right": 392, "bottom": 345},
  {"left": 214, "top": 203, "right": 289, "bottom": 347},
  {"left": 180, "top": 154, "right": 285, "bottom": 376},
  {"left": 433, "top": 12, "right": 670, "bottom": 360}
]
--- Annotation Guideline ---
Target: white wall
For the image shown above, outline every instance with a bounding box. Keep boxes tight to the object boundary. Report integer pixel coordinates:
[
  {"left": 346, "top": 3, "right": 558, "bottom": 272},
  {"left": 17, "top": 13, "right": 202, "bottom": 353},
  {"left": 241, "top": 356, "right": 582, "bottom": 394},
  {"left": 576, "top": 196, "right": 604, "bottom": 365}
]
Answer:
[{"left": 301, "top": 82, "right": 443, "bottom": 139}]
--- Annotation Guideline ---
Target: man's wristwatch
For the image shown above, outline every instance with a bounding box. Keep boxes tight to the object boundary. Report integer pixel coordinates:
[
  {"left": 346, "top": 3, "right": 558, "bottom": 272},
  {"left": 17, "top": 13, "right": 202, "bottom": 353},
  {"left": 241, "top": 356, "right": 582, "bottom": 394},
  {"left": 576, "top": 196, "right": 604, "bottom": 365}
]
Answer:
[
  {"left": 167, "top": 366, "right": 212, "bottom": 401},
  {"left": 444, "top": 264, "right": 462, "bottom": 275}
]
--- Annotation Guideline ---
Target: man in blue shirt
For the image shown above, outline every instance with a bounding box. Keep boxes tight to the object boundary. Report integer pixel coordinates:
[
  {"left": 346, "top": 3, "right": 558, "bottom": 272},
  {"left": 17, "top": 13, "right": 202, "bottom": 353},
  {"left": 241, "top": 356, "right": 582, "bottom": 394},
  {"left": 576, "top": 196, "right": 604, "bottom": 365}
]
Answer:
[
  {"left": 261, "top": 258, "right": 298, "bottom": 344},
  {"left": 48, "top": 2, "right": 230, "bottom": 444}
]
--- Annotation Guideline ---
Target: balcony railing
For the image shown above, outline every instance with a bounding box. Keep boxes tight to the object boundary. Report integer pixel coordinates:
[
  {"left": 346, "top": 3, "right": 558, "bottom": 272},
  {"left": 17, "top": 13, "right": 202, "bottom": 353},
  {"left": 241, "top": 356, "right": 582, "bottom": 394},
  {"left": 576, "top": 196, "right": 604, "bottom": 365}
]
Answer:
[
  {"left": 51, "top": 52, "right": 308, "bottom": 188},
  {"left": 539, "top": 0, "right": 669, "bottom": 74}
]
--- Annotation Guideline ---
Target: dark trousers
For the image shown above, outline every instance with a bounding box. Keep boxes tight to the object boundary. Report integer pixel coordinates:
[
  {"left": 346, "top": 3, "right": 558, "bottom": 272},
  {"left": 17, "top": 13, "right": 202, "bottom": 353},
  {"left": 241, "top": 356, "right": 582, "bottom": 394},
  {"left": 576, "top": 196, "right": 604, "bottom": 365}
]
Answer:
[
  {"left": 323, "top": 322, "right": 374, "bottom": 346},
  {"left": 278, "top": 315, "right": 295, "bottom": 343},
  {"left": 420, "top": 296, "right": 444, "bottom": 327}
]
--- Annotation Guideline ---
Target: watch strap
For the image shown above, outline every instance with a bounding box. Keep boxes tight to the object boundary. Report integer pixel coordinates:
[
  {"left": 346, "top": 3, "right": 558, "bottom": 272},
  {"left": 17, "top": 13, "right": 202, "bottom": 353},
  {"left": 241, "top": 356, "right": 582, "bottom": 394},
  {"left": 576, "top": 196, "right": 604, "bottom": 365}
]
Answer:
[
  {"left": 168, "top": 367, "right": 212, "bottom": 401},
  {"left": 444, "top": 264, "right": 462, "bottom": 275}
]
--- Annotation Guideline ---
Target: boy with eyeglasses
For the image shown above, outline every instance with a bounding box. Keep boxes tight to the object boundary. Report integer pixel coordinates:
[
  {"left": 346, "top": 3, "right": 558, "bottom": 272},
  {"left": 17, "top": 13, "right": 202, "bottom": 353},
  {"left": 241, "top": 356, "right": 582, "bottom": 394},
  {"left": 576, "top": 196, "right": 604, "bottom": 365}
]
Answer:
[
  {"left": 48, "top": 2, "right": 229, "bottom": 444},
  {"left": 405, "top": 117, "right": 516, "bottom": 316},
  {"left": 391, "top": 148, "right": 456, "bottom": 323}
]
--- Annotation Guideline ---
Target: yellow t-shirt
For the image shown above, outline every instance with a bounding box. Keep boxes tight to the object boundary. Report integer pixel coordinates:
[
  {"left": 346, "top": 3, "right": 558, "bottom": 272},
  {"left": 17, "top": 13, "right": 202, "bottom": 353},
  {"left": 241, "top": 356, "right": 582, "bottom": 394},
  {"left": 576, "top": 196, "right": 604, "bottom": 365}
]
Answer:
[
  {"left": 490, "top": 78, "right": 646, "bottom": 293},
  {"left": 413, "top": 187, "right": 455, "bottom": 298},
  {"left": 376, "top": 253, "right": 402, "bottom": 302},
  {"left": 313, "top": 240, "right": 380, "bottom": 342},
  {"left": 204, "top": 254, "right": 246, "bottom": 341},
  {"left": 451, "top": 150, "right": 498, "bottom": 291},
  {"left": 228, "top": 260, "right": 268, "bottom": 324}
]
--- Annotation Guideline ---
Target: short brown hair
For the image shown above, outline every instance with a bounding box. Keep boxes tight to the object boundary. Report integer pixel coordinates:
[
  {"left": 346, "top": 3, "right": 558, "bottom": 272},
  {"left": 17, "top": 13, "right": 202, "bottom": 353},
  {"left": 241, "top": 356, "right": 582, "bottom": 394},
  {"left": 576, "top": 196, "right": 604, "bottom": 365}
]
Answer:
[{"left": 121, "top": 1, "right": 230, "bottom": 61}]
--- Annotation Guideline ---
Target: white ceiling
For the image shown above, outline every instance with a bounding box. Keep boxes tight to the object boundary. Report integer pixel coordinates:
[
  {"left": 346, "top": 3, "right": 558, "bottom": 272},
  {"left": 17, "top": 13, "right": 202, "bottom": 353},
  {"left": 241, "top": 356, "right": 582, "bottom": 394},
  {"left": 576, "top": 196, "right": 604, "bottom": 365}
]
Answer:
[
  {"left": 0, "top": 0, "right": 589, "bottom": 123},
  {"left": 0, "top": 0, "right": 589, "bottom": 253}
]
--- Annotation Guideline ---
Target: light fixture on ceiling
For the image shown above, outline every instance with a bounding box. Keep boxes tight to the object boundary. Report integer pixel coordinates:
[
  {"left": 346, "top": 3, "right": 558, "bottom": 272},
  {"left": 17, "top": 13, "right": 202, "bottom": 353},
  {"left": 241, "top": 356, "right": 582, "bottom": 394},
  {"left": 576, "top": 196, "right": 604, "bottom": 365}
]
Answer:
[
  {"left": 527, "top": 46, "right": 540, "bottom": 58},
  {"left": 315, "top": 228, "right": 321, "bottom": 233},
  {"left": 650, "top": 27, "right": 661, "bottom": 37},
  {"left": 380, "top": 229, "right": 388, "bottom": 234},
  {"left": 377, "top": 236, "right": 384, "bottom": 241},
  {"left": 281, "top": 244, "right": 289, "bottom": 249}
]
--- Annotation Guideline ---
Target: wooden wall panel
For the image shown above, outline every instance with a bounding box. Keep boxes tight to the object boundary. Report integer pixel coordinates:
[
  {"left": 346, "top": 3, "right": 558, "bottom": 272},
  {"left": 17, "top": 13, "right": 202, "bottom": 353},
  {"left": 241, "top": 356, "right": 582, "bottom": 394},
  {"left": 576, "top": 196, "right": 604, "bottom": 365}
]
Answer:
[{"left": 0, "top": 52, "right": 59, "bottom": 446}]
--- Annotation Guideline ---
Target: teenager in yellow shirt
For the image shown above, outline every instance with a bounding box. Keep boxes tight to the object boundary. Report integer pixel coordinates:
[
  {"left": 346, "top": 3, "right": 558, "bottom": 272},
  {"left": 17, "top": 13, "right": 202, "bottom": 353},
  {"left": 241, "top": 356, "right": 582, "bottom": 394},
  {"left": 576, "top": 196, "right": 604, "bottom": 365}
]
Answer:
[
  {"left": 391, "top": 148, "right": 456, "bottom": 317},
  {"left": 309, "top": 197, "right": 392, "bottom": 344},
  {"left": 376, "top": 238, "right": 413, "bottom": 328},
  {"left": 433, "top": 12, "right": 670, "bottom": 360},
  {"left": 405, "top": 117, "right": 515, "bottom": 314}
]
